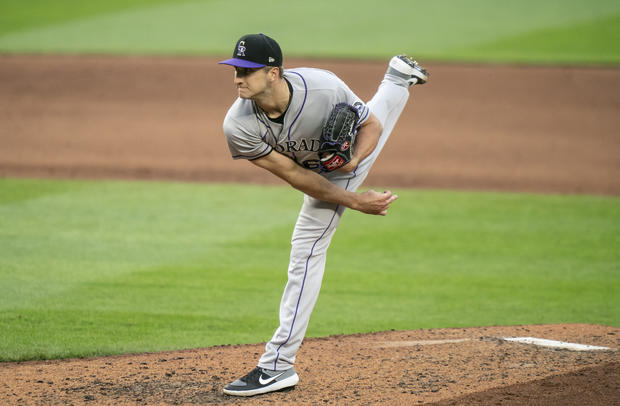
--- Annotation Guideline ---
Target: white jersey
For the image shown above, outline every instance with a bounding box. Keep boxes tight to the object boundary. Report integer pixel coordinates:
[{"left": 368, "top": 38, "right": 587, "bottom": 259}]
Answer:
[{"left": 223, "top": 67, "right": 370, "bottom": 173}]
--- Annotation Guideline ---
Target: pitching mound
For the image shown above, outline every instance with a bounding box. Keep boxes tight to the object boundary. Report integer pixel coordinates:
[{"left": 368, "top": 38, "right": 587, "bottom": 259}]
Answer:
[{"left": 1, "top": 324, "right": 618, "bottom": 405}]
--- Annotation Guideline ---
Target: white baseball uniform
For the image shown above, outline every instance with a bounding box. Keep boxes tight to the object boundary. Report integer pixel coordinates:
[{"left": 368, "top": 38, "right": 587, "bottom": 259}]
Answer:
[{"left": 223, "top": 67, "right": 410, "bottom": 371}]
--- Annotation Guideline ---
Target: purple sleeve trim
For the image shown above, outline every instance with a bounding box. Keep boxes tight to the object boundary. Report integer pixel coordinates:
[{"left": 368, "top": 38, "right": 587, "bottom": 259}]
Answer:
[
  {"left": 232, "top": 144, "right": 272, "bottom": 160},
  {"left": 358, "top": 105, "right": 370, "bottom": 124}
]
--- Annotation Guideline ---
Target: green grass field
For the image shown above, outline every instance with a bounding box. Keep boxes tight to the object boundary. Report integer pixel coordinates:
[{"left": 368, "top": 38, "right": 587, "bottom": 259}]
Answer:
[
  {"left": 1, "top": 179, "right": 618, "bottom": 361},
  {"left": 0, "top": 0, "right": 619, "bottom": 64}
]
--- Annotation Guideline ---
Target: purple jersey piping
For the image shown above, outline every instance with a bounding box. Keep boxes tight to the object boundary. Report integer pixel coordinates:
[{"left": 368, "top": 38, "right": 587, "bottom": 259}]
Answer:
[
  {"left": 284, "top": 71, "right": 308, "bottom": 163},
  {"left": 254, "top": 107, "right": 279, "bottom": 145},
  {"left": 273, "top": 172, "right": 356, "bottom": 370}
]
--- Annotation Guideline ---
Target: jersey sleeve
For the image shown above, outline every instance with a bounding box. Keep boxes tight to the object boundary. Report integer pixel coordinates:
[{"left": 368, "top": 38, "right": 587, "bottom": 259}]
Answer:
[{"left": 223, "top": 113, "right": 272, "bottom": 160}]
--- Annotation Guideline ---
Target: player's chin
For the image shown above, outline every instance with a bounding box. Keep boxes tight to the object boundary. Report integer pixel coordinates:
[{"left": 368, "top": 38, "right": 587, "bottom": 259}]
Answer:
[{"left": 237, "top": 88, "right": 252, "bottom": 99}]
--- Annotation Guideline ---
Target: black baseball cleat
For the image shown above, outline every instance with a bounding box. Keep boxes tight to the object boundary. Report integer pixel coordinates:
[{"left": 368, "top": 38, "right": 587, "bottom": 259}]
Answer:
[
  {"left": 223, "top": 366, "right": 299, "bottom": 396},
  {"left": 387, "top": 54, "right": 429, "bottom": 86}
]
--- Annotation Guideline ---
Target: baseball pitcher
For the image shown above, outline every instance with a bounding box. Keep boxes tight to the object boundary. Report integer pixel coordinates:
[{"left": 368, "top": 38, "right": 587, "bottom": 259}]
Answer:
[{"left": 219, "top": 33, "right": 428, "bottom": 396}]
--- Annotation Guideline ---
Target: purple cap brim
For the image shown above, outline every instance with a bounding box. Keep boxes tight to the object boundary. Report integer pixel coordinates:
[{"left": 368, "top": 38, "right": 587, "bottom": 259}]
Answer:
[{"left": 218, "top": 58, "right": 265, "bottom": 68}]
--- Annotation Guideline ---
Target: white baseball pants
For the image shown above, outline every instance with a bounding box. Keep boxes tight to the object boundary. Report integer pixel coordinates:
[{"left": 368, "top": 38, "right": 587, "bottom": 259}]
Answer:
[{"left": 258, "top": 74, "right": 411, "bottom": 371}]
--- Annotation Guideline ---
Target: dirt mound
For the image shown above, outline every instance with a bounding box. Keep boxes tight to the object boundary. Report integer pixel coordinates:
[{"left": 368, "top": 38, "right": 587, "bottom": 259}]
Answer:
[{"left": 1, "top": 324, "right": 617, "bottom": 405}]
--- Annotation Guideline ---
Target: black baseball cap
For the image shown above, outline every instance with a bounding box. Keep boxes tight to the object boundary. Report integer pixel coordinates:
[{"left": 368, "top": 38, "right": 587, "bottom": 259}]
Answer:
[{"left": 218, "top": 33, "right": 282, "bottom": 68}]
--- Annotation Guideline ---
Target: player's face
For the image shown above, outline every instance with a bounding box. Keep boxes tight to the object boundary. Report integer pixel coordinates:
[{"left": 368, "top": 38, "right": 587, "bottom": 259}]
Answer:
[{"left": 234, "top": 67, "right": 269, "bottom": 99}]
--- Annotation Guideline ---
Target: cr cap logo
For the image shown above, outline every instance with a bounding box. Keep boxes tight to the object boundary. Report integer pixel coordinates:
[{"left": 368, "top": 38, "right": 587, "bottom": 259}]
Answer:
[{"left": 237, "top": 41, "right": 246, "bottom": 56}]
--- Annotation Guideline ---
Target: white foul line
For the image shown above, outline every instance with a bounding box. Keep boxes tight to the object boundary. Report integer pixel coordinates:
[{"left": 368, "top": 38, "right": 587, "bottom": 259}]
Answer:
[{"left": 502, "top": 337, "right": 613, "bottom": 351}]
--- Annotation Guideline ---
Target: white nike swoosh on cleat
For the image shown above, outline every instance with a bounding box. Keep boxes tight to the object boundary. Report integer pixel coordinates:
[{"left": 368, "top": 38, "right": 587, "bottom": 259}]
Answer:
[{"left": 258, "top": 371, "right": 286, "bottom": 385}]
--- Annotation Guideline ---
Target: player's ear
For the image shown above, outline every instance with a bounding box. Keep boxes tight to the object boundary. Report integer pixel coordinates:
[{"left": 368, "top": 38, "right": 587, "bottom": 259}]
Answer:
[{"left": 265, "top": 66, "right": 279, "bottom": 81}]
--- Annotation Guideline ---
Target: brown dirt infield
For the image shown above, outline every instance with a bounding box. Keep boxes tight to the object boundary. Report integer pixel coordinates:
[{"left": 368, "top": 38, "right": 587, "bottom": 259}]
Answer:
[
  {"left": 1, "top": 55, "right": 619, "bottom": 194},
  {"left": 0, "top": 55, "right": 619, "bottom": 404},
  {"left": 1, "top": 325, "right": 618, "bottom": 405}
]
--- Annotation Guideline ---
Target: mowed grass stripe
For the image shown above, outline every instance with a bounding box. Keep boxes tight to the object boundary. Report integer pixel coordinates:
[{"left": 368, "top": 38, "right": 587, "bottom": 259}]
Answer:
[
  {"left": 0, "top": 179, "right": 299, "bottom": 308},
  {"left": 0, "top": 178, "right": 618, "bottom": 361},
  {"left": 0, "top": 0, "right": 181, "bottom": 36},
  {"left": 0, "top": 0, "right": 619, "bottom": 64},
  {"left": 448, "top": 12, "right": 620, "bottom": 64}
]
